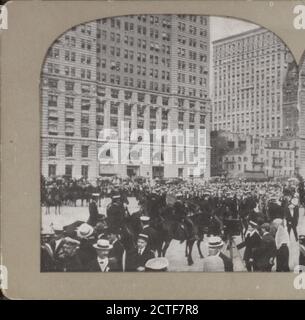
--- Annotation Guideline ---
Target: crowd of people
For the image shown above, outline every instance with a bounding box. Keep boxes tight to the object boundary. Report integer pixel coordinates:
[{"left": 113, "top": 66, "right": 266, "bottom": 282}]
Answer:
[{"left": 41, "top": 175, "right": 305, "bottom": 272}]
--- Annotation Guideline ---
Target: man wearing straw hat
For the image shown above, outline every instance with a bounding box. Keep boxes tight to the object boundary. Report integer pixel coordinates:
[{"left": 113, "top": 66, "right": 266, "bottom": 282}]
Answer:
[
  {"left": 125, "top": 234, "right": 155, "bottom": 272},
  {"left": 140, "top": 216, "right": 158, "bottom": 252},
  {"left": 86, "top": 239, "right": 117, "bottom": 272},
  {"left": 104, "top": 226, "right": 125, "bottom": 272},
  {"left": 202, "top": 237, "right": 225, "bottom": 272},
  {"left": 76, "top": 223, "right": 97, "bottom": 267},
  {"left": 205, "top": 236, "right": 233, "bottom": 272}
]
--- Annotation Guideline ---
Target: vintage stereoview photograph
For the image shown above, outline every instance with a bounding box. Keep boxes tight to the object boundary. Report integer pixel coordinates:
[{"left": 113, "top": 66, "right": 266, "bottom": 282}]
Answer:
[{"left": 40, "top": 14, "right": 305, "bottom": 273}]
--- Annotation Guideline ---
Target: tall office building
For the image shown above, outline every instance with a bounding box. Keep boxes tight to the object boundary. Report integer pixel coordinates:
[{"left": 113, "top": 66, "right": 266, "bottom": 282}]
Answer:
[
  {"left": 212, "top": 28, "right": 290, "bottom": 139},
  {"left": 282, "top": 58, "right": 299, "bottom": 138},
  {"left": 298, "top": 61, "right": 305, "bottom": 178},
  {"left": 41, "top": 15, "right": 211, "bottom": 180}
]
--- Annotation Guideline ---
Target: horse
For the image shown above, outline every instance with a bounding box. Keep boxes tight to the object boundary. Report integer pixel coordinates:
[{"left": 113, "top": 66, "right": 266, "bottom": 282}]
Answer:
[
  {"left": 44, "top": 187, "right": 62, "bottom": 215},
  {"left": 149, "top": 204, "right": 198, "bottom": 266},
  {"left": 186, "top": 207, "right": 223, "bottom": 260}
]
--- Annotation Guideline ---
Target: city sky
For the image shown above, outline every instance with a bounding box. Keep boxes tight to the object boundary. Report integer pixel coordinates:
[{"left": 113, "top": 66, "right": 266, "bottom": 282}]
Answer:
[{"left": 210, "top": 16, "right": 258, "bottom": 41}]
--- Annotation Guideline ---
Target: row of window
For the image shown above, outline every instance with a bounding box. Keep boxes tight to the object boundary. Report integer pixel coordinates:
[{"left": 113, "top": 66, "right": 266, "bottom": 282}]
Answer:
[
  {"left": 48, "top": 143, "right": 89, "bottom": 158},
  {"left": 99, "top": 16, "right": 172, "bottom": 30},
  {"left": 46, "top": 79, "right": 207, "bottom": 107},
  {"left": 48, "top": 164, "right": 89, "bottom": 178},
  {"left": 177, "top": 22, "right": 207, "bottom": 36},
  {"left": 177, "top": 35, "right": 208, "bottom": 49}
]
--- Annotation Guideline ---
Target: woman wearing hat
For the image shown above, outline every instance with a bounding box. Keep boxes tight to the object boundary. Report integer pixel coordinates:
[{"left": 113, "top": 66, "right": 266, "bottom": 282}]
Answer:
[
  {"left": 237, "top": 220, "right": 261, "bottom": 271},
  {"left": 274, "top": 220, "right": 290, "bottom": 272},
  {"left": 284, "top": 197, "right": 299, "bottom": 242}
]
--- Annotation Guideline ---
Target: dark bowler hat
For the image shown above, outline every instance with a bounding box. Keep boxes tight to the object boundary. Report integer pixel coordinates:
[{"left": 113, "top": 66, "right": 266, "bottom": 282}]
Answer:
[{"left": 145, "top": 257, "right": 169, "bottom": 272}]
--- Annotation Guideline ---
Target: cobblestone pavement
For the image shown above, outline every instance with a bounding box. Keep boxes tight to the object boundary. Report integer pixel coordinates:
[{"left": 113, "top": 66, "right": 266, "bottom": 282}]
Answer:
[{"left": 42, "top": 198, "right": 305, "bottom": 272}]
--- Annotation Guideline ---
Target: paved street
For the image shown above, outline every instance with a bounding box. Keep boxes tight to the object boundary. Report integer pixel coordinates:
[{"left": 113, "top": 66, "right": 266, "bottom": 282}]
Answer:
[{"left": 42, "top": 198, "right": 305, "bottom": 272}]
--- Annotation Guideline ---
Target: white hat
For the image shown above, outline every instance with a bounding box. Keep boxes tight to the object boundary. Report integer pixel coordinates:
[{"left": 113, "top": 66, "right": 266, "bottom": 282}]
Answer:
[
  {"left": 76, "top": 223, "right": 94, "bottom": 239},
  {"left": 93, "top": 239, "right": 113, "bottom": 250},
  {"left": 145, "top": 257, "right": 169, "bottom": 271},
  {"left": 140, "top": 216, "right": 150, "bottom": 222},
  {"left": 208, "top": 236, "right": 224, "bottom": 248}
]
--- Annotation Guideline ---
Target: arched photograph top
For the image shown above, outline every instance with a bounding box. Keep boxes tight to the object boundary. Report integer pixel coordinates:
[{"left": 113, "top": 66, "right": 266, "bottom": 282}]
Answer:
[{"left": 40, "top": 15, "right": 304, "bottom": 274}]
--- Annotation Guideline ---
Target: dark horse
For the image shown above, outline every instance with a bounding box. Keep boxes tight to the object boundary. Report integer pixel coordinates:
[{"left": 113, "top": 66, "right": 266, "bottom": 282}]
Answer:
[
  {"left": 44, "top": 187, "right": 62, "bottom": 215},
  {"left": 149, "top": 204, "right": 199, "bottom": 266}
]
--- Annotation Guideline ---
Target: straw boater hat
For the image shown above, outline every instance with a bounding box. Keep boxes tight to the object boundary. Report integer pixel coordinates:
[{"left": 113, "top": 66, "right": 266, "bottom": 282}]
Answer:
[
  {"left": 140, "top": 216, "right": 150, "bottom": 223},
  {"left": 137, "top": 233, "right": 149, "bottom": 242},
  {"left": 145, "top": 257, "right": 169, "bottom": 272},
  {"left": 76, "top": 223, "right": 94, "bottom": 239},
  {"left": 93, "top": 239, "right": 113, "bottom": 250},
  {"left": 208, "top": 236, "right": 224, "bottom": 249}
]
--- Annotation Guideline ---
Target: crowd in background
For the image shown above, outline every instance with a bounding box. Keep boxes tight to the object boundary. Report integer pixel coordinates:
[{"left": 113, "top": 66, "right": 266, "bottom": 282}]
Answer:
[{"left": 41, "top": 175, "right": 305, "bottom": 272}]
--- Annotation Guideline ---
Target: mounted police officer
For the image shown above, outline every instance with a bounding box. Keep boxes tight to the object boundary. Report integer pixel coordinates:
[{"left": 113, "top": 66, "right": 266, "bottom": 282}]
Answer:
[
  {"left": 106, "top": 194, "right": 127, "bottom": 232},
  {"left": 173, "top": 194, "right": 195, "bottom": 240}
]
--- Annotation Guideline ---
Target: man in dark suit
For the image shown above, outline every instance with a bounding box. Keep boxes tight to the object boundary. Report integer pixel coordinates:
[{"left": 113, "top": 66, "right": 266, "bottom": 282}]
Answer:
[
  {"left": 76, "top": 223, "right": 97, "bottom": 267},
  {"left": 85, "top": 239, "right": 117, "bottom": 272},
  {"left": 285, "top": 197, "right": 299, "bottom": 242},
  {"left": 106, "top": 195, "right": 126, "bottom": 231},
  {"left": 237, "top": 220, "right": 262, "bottom": 271},
  {"left": 125, "top": 234, "right": 155, "bottom": 272},
  {"left": 140, "top": 216, "right": 158, "bottom": 252},
  {"left": 107, "top": 229, "right": 125, "bottom": 271},
  {"left": 256, "top": 223, "right": 276, "bottom": 272}
]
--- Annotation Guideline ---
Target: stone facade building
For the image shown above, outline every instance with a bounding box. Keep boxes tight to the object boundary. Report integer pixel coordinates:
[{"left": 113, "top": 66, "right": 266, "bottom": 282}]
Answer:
[{"left": 41, "top": 15, "right": 211, "bottom": 180}]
